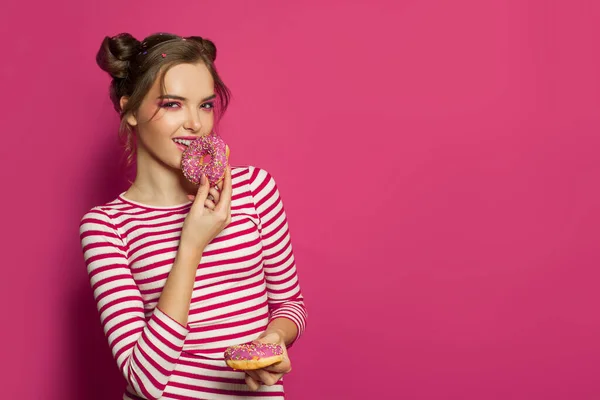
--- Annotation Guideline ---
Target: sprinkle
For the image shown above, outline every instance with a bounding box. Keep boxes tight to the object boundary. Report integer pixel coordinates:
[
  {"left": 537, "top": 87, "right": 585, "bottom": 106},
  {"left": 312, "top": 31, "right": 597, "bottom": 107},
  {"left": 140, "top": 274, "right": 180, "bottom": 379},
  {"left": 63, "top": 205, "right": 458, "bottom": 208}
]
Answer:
[{"left": 161, "top": 53, "right": 166, "bottom": 58}]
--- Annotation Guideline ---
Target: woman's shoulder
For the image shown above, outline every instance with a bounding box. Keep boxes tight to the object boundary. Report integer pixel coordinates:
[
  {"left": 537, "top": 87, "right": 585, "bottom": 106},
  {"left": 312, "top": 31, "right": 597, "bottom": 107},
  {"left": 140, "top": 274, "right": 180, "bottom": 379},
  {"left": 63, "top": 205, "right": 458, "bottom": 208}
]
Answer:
[
  {"left": 79, "top": 196, "right": 128, "bottom": 230},
  {"left": 231, "top": 165, "right": 283, "bottom": 206},
  {"left": 232, "top": 165, "right": 276, "bottom": 185},
  {"left": 231, "top": 164, "right": 267, "bottom": 175}
]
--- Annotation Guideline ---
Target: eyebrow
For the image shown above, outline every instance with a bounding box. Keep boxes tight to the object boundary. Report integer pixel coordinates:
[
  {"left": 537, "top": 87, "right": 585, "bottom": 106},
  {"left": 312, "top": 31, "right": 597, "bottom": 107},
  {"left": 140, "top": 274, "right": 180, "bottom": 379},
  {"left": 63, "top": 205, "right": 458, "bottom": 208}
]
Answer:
[{"left": 158, "top": 94, "right": 217, "bottom": 102}]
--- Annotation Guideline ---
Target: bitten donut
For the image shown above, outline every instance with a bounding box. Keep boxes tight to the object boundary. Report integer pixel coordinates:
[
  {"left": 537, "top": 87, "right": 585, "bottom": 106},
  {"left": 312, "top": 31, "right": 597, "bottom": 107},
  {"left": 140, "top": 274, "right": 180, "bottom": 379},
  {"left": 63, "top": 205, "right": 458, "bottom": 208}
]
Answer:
[
  {"left": 224, "top": 343, "right": 284, "bottom": 371},
  {"left": 181, "top": 134, "right": 230, "bottom": 186}
]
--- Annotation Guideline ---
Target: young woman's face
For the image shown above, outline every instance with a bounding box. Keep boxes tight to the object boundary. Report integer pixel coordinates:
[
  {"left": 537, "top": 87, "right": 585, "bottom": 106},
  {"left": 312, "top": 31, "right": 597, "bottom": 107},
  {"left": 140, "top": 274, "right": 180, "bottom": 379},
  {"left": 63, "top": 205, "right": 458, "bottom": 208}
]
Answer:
[{"left": 126, "top": 62, "right": 216, "bottom": 170}]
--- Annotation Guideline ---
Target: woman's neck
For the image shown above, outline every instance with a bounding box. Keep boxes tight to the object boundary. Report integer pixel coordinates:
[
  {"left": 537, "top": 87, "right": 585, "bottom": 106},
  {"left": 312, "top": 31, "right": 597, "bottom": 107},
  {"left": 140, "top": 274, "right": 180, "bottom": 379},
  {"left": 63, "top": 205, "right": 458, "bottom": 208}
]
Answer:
[{"left": 123, "top": 148, "right": 195, "bottom": 207}]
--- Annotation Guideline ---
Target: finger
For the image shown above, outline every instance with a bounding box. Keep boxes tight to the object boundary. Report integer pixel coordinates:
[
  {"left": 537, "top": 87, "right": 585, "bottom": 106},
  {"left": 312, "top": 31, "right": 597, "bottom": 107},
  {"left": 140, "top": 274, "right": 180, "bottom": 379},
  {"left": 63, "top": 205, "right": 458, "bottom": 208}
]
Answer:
[
  {"left": 215, "top": 166, "right": 232, "bottom": 212},
  {"left": 246, "top": 370, "right": 262, "bottom": 388},
  {"left": 204, "top": 199, "right": 216, "bottom": 209},
  {"left": 264, "top": 359, "right": 291, "bottom": 374},
  {"left": 208, "top": 187, "right": 220, "bottom": 203},
  {"left": 255, "top": 369, "right": 281, "bottom": 386},
  {"left": 212, "top": 179, "right": 224, "bottom": 192},
  {"left": 246, "top": 370, "right": 261, "bottom": 382},
  {"left": 212, "top": 146, "right": 229, "bottom": 193},
  {"left": 192, "top": 174, "right": 211, "bottom": 206},
  {"left": 245, "top": 374, "right": 260, "bottom": 391}
]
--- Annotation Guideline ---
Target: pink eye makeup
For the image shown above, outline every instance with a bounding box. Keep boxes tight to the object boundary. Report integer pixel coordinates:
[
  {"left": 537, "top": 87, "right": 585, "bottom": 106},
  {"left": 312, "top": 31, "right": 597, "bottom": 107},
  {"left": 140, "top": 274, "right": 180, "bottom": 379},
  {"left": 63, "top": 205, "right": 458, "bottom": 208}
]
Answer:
[
  {"left": 156, "top": 94, "right": 216, "bottom": 111},
  {"left": 158, "top": 100, "right": 181, "bottom": 108}
]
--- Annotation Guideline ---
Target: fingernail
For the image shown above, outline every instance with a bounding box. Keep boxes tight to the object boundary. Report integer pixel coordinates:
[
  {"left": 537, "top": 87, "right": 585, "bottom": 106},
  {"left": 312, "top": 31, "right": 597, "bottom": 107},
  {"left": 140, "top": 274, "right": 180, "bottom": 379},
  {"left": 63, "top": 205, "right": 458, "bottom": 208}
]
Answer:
[
  {"left": 200, "top": 174, "right": 207, "bottom": 185},
  {"left": 187, "top": 195, "right": 195, "bottom": 201}
]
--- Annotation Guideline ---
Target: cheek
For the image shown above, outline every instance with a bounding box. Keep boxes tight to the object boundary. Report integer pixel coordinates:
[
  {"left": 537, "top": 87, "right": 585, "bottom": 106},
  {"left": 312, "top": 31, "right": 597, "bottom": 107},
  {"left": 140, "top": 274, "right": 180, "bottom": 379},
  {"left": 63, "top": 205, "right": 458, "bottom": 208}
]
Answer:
[
  {"left": 141, "top": 110, "right": 183, "bottom": 136},
  {"left": 203, "top": 113, "right": 216, "bottom": 130}
]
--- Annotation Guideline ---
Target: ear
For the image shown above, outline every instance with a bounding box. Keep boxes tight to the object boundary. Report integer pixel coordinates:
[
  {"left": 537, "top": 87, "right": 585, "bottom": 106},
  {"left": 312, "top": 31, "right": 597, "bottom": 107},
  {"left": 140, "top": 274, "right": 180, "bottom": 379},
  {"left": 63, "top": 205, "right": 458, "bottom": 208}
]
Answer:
[{"left": 120, "top": 96, "right": 138, "bottom": 126}]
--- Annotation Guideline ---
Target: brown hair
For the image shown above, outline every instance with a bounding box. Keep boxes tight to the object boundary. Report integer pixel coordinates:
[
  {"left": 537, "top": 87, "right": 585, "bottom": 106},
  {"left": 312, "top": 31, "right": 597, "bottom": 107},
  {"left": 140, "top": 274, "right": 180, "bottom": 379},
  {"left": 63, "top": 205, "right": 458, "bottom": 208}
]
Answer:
[{"left": 96, "top": 32, "right": 231, "bottom": 166}]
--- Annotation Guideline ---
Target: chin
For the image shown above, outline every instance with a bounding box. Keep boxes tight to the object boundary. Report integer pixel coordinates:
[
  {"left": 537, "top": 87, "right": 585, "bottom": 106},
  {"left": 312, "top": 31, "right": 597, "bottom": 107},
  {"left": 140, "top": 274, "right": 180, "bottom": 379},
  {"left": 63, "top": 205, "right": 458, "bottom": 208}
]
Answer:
[
  {"left": 171, "top": 158, "right": 183, "bottom": 171},
  {"left": 158, "top": 154, "right": 182, "bottom": 171}
]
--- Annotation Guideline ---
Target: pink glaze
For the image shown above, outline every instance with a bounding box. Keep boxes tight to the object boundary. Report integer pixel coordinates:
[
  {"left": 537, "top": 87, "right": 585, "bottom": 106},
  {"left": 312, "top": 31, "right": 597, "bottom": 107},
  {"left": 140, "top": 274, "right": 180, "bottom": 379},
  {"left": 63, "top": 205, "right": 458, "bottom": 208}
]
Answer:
[
  {"left": 224, "top": 343, "right": 284, "bottom": 361},
  {"left": 181, "top": 134, "right": 228, "bottom": 185}
]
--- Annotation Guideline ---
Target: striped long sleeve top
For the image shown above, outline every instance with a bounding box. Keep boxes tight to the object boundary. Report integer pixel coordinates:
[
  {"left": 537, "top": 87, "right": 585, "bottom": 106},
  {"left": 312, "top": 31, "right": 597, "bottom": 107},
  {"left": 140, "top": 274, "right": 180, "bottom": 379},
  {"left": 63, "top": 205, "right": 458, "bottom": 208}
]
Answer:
[{"left": 79, "top": 166, "right": 307, "bottom": 400}]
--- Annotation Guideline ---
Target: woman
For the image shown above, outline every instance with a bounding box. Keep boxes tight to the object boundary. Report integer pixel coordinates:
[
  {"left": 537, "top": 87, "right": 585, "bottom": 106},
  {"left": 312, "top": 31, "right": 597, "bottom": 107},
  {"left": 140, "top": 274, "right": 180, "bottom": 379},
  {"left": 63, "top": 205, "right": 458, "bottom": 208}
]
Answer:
[{"left": 79, "top": 32, "right": 307, "bottom": 399}]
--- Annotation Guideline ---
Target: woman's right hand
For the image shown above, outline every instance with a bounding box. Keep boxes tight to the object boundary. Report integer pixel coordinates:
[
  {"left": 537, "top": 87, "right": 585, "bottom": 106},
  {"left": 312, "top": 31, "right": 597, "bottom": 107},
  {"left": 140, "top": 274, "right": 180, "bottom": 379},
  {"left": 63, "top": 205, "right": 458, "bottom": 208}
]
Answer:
[{"left": 180, "top": 166, "right": 232, "bottom": 255}]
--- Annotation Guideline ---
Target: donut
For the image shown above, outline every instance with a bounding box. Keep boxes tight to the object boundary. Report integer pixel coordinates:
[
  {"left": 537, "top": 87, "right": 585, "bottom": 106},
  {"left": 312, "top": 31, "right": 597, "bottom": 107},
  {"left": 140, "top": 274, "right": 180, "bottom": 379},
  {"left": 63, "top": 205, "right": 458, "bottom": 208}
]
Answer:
[
  {"left": 224, "top": 343, "right": 284, "bottom": 371},
  {"left": 181, "top": 134, "right": 230, "bottom": 186}
]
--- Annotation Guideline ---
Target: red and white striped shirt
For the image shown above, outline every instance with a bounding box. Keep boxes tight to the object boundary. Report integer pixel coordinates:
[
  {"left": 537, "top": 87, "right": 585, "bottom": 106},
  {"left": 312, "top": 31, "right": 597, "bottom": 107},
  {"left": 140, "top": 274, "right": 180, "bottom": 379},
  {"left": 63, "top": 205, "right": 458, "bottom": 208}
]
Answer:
[{"left": 79, "top": 166, "right": 307, "bottom": 400}]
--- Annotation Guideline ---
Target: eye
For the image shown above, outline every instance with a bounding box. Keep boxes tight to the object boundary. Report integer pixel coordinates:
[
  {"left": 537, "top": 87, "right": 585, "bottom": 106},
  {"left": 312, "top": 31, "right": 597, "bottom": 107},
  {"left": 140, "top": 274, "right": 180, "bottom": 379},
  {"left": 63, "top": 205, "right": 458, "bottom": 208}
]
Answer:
[
  {"left": 201, "top": 102, "right": 215, "bottom": 110},
  {"left": 160, "top": 101, "right": 181, "bottom": 108}
]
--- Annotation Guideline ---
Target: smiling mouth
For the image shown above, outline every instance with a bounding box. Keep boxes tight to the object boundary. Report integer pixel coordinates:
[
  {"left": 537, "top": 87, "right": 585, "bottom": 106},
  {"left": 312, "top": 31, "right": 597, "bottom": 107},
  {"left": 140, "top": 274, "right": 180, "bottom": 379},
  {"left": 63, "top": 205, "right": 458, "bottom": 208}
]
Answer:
[{"left": 173, "top": 138, "right": 193, "bottom": 147}]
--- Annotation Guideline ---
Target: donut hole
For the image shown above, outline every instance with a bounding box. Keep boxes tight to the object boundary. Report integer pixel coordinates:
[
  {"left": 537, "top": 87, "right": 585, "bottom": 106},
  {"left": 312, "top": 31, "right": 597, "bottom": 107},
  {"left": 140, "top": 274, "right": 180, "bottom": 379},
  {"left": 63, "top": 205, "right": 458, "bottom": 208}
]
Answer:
[{"left": 200, "top": 154, "right": 213, "bottom": 165}]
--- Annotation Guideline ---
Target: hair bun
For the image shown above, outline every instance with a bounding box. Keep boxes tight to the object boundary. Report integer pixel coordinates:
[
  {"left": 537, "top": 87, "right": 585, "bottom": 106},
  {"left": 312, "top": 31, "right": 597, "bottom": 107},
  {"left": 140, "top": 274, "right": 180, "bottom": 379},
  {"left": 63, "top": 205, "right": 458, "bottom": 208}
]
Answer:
[
  {"left": 187, "top": 36, "right": 217, "bottom": 62},
  {"left": 201, "top": 38, "right": 217, "bottom": 62},
  {"left": 96, "top": 33, "right": 140, "bottom": 79}
]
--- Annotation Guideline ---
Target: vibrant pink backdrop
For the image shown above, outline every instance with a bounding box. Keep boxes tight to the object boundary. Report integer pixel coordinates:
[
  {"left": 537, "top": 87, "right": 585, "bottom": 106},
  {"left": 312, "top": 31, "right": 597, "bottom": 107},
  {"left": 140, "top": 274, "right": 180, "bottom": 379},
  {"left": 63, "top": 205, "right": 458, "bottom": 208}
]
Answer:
[{"left": 1, "top": 0, "right": 599, "bottom": 398}]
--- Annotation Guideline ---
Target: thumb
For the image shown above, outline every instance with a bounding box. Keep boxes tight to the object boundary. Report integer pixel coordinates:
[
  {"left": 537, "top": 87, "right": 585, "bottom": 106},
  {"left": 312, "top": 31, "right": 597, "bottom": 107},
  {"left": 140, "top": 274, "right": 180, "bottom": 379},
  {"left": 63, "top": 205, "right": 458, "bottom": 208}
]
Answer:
[{"left": 253, "top": 332, "right": 280, "bottom": 345}]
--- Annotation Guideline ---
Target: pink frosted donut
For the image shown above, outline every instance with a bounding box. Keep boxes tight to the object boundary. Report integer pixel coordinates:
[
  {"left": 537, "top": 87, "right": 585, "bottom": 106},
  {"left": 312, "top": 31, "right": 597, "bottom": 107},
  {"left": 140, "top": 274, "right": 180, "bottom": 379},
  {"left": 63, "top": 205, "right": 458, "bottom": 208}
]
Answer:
[
  {"left": 224, "top": 343, "right": 284, "bottom": 371},
  {"left": 181, "top": 134, "right": 230, "bottom": 186}
]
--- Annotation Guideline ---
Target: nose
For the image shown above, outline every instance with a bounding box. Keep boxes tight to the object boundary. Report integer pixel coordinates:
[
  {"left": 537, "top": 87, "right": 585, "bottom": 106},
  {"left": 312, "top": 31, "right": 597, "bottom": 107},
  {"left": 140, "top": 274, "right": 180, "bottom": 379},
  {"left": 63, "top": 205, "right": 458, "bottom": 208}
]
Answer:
[{"left": 183, "top": 108, "right": 202, "bottom": 133}]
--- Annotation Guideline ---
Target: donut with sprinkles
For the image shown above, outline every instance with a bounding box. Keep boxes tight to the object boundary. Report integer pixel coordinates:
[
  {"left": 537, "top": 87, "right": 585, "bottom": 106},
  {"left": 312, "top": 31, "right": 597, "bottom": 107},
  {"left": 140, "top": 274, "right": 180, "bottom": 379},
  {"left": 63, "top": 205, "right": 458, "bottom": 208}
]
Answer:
[
  {"left": 224, "top": 342, "right": 284, "bottom": 371},
  {"left": 181, "top": 134, "right": 230, "bottom": 186}
]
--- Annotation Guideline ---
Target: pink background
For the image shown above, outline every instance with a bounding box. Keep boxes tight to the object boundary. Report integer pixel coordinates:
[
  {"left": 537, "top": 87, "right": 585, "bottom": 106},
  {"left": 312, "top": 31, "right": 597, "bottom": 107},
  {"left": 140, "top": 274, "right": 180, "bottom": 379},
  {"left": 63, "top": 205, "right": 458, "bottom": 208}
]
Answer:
[{"left": 1, "top": 0, "right": 599, "bottom": 398}]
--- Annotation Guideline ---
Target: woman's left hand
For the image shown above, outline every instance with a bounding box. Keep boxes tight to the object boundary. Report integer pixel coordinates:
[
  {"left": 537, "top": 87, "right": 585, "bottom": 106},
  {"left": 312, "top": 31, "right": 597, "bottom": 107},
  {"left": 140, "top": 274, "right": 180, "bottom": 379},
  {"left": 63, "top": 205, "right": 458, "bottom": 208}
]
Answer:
[{"left": 245, "top": 330, "right": 292, "bottom": 391}]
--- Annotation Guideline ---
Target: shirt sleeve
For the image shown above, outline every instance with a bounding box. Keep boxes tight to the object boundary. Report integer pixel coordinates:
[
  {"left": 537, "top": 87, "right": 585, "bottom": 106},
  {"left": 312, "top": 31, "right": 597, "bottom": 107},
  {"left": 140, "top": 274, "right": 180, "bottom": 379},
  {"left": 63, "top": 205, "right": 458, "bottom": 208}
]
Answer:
[
  {"left": 249, "top": 167, "right": 308, "bottom": 347},
  {"left": 79, "top": 208, "right": 189, "bottom": 400}
]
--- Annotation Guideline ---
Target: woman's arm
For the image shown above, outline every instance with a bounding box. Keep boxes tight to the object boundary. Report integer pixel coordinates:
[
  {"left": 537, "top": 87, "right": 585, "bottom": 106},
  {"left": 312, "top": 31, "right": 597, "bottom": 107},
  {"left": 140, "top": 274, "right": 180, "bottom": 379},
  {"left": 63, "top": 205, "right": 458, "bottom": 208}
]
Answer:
[
  {"left": 80, "top": 208, "right": 194, "bottom": 400},
  {"left": 160, "top": 167, "right": 232, "bottom": 326},
  {"left": 80, "top": 171, "right": 231, "bottom": 399},
  {"left": 263, "top": 317, "right": 298, "bottom": 347},
  {"left": 243, "top": 167, "right": 308, "bottom": 391},
  {"left": 249, "top": 166, "right": 308, "bottom": 348},
  {"left": 80, "top": 172, "right": 231, "bottom": 399},
  {"left": 157, "top": 244, "right": 203, "bottom": 326}
]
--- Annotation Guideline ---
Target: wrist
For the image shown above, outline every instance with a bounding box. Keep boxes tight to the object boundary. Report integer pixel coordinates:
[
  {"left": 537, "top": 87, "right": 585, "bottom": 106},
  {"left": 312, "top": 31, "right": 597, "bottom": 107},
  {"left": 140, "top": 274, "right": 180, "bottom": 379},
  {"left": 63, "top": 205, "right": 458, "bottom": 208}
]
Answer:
[
  {"left": 176, "top": 241, "right": 205, "bottom": 264},
  {"left": 263, "top": 326, "right": 286, "bottom": 341},
  {"left": 264, "top": 317, "right": 298, "bottom": 347}
]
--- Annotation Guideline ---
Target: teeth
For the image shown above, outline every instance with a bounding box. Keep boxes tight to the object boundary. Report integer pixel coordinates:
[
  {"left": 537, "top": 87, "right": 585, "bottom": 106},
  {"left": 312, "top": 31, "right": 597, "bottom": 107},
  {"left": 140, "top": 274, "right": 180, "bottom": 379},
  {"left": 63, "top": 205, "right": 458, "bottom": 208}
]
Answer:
[{"left": 174, "top": 138, "right": 192, "bottom": 146}]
